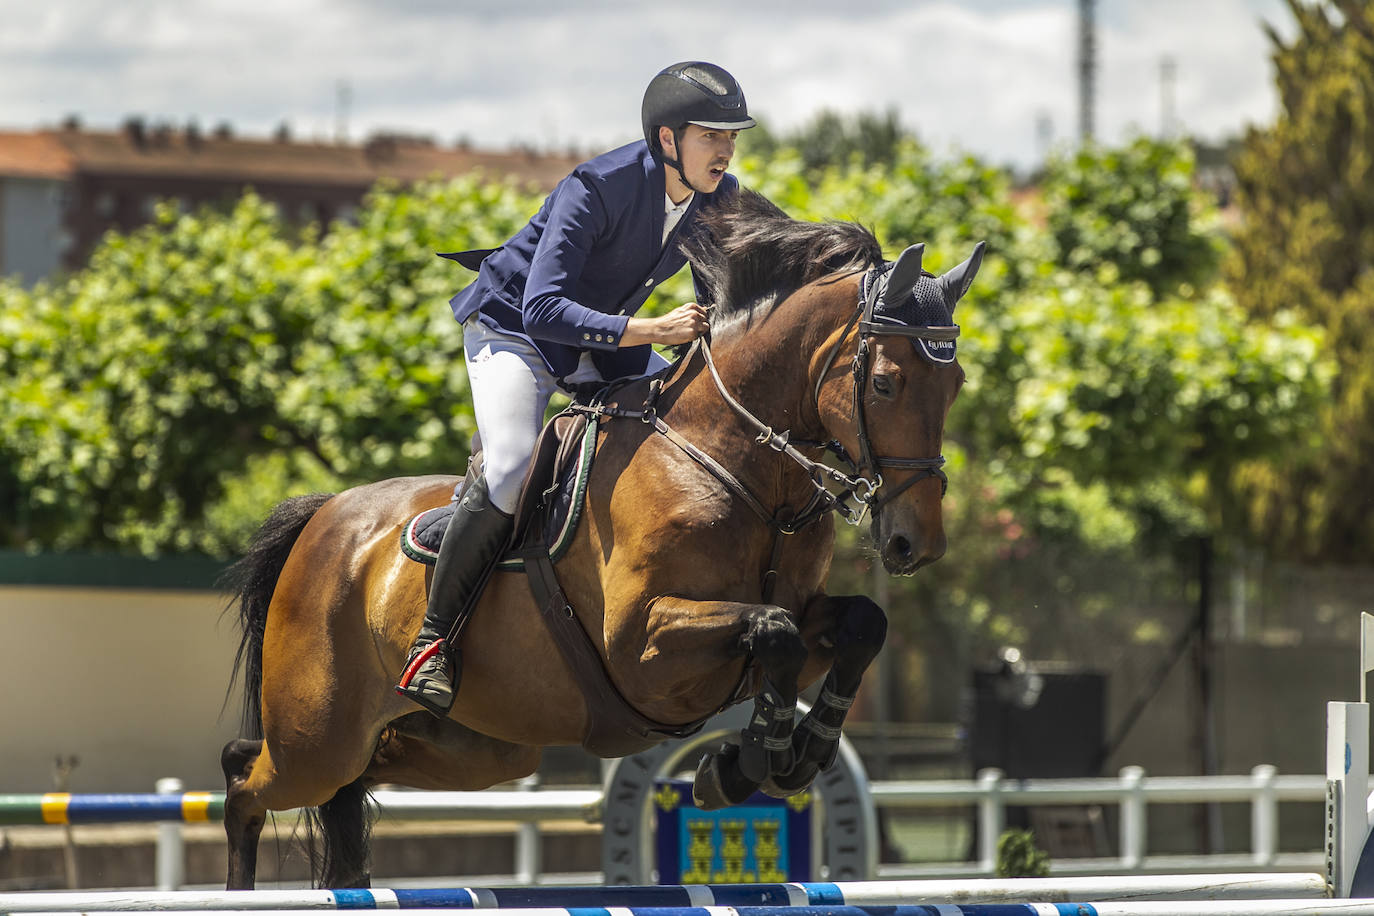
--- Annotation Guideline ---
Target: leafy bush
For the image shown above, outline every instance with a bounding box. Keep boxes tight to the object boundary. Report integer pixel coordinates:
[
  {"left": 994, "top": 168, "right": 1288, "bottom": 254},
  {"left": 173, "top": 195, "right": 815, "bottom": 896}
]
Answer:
[
  {"left": 0, "top": 135, "right": 1333, "bottom": 600},
  {"left": 996, "top": 828, "right": 1051, "bottom": 878},
  {"left": 1041, "top": 138, "right": 1223, "bottom": 299}
]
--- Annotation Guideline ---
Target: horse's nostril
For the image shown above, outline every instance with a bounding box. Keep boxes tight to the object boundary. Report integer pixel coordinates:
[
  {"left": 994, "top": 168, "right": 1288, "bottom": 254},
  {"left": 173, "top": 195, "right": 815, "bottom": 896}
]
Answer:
[{"left": 888, "top": 535, "right": 912, "bottom": 560}]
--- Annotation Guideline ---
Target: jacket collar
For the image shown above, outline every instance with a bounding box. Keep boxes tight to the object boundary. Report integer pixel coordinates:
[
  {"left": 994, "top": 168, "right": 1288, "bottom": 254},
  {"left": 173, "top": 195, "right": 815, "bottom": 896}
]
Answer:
[
  {"left": 643, "top": 143, "right": 667, "bottom": 249},
  {"left": 642, "top": 142, "right": 706, "bottom": 249}
]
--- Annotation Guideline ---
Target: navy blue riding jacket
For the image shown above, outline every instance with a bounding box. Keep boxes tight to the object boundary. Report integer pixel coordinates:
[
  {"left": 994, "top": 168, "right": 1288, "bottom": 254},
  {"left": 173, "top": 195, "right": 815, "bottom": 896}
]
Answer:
[{"left": 443, "top": 140, "right": 738, "bottom": 380}]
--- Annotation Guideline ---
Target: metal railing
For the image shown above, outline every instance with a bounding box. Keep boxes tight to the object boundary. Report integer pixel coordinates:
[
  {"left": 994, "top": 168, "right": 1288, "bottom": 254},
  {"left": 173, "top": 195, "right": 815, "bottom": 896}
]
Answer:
[
  {"left": 871, "top": 764, "right": 1326, "bottom": 878},
  {"left": 0, "top": 766, "right": 1328, "bottom": 888}
]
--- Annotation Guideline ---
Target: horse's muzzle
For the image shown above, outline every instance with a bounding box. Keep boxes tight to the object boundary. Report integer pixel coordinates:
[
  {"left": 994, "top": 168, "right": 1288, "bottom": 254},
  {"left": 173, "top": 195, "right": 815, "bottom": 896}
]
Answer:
[{"left": 876, "top": 519, "right": 946, "bottom": 576}]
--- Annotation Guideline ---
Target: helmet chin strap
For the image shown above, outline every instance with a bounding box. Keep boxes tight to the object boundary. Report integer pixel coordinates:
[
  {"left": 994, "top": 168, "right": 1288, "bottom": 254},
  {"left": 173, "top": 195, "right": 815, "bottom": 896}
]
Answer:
[{"left": 662, "top": 127, "right": 708, "bottom": 195}]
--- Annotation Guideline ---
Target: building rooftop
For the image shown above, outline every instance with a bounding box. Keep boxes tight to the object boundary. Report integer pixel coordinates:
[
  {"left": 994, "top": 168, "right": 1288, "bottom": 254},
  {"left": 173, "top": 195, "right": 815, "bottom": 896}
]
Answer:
[
  {"left": 0, "top": 120, "right": 583, "bottom": 188},
  {"left": 0, "top": 131, "right": 72, "bottom": 180}
]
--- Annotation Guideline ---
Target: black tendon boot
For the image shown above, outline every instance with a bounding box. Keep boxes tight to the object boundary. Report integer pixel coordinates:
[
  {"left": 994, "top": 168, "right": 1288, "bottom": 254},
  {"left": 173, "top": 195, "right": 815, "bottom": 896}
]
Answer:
[{"left": 395, "top": 476, "right": 513, "bottom": 716}]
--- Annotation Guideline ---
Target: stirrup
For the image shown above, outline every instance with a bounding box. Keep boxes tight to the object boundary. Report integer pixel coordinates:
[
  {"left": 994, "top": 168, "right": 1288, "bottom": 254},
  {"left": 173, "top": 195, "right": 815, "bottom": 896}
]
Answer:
[{"left": 395, "top": 639, "right": 456, "bottom": 717}]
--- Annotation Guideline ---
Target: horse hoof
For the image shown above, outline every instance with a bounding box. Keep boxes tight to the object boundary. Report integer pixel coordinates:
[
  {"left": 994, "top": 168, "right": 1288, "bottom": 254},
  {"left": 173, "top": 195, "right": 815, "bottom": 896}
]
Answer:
[{"left": 692, "top": 743, "right": 758, "bottom": 811}]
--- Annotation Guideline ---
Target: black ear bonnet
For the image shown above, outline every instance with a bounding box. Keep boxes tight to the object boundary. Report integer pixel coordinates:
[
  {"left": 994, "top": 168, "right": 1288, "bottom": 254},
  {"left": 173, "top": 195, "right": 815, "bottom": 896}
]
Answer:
[
  {"left": 872, "top": 270, "right": 958, "bottom": 364},
  {"left": 868, "top": 241, "right": 986, "bottom": 365}
]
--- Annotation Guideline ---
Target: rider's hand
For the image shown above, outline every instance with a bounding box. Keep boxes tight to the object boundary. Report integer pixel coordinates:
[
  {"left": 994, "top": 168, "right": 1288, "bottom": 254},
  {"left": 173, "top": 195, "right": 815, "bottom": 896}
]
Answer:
[
  {"left": 622, "top": 302, "right": 709, "bottom": 347},
  {"left": 654, "top": 302, "right": 710, "bottom": 344}
]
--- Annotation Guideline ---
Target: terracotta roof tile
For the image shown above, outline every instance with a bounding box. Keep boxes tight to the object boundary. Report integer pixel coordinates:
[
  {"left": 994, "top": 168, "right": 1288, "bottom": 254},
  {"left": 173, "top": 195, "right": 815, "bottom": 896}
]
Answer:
[
  {"left": 0, "top": 131, "right": 73, "bottom": 180},
  {"left": 0, "top": 127, "right": 581, "bottom": 189}
]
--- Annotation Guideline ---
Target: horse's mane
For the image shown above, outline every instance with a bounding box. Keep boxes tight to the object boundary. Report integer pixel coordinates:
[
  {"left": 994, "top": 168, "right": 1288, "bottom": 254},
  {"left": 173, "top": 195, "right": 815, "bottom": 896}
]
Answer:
[{"left": 682, "top": 189, "right": 884, "bottom": 333}]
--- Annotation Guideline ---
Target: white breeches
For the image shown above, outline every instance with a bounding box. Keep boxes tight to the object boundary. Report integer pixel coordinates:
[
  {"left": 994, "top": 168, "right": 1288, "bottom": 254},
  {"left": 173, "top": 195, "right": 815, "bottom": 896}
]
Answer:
[{"left": 461, "top": 317, "right": 669, "bottom": 513}]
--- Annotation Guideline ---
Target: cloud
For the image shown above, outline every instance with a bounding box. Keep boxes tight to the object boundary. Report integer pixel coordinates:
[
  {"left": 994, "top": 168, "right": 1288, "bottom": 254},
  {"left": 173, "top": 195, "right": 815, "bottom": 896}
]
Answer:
[
  {"left": 0, "top": 0, "right": 1289, "bottom": 171},
  {"left": 1097, "top": 0, "right": 1289, "bottom": 144}
]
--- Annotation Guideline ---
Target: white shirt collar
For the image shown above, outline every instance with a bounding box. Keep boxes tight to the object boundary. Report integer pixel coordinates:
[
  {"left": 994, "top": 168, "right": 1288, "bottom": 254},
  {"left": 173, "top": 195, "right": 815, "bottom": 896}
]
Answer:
[{"left": 663, "top": 191, "right": 694, "bottom": 246}]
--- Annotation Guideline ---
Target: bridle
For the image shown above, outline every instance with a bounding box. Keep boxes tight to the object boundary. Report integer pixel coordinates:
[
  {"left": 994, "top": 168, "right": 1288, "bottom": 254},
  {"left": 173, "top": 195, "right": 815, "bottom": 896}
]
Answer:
[
  {"left": 576, "top": 263, "right": 958, "bottom": 601},
  {"left": 592, "top": 262, "right": 957, "bottom": 523},
  {"left": 806, "top": 263, "right": 959, "bottom": 518}
]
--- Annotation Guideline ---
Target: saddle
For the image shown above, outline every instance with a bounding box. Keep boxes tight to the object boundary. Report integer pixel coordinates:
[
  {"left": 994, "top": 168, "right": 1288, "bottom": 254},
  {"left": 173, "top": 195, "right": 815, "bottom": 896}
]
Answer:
[
  {"left": 400, "top": 383, "right": 709, "bottom": 757},
  {"left": 400, "top": 410, "right": 596, "bottom": 572}
]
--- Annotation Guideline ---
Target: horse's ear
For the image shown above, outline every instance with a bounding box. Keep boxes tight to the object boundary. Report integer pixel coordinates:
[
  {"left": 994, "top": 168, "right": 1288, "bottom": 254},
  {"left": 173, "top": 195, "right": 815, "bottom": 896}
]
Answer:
[
  {"left": 884, "top": 243, "right": 925, "bottom": 309},
  {"left": 940, "top": 241, "right": 986, "bottom": 310}
]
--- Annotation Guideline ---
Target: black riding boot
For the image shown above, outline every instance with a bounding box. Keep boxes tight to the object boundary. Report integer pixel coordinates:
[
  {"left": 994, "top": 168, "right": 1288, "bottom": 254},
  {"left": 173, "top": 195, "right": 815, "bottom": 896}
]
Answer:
[{"left": 395, "top": 476, "right": 513, "bottom": 717}]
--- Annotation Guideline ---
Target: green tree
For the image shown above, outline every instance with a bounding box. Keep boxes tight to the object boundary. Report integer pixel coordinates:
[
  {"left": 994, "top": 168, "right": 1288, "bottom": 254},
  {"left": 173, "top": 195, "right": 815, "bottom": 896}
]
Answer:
[
  {"left": 1042, "top": 137, "right": 1223, "bottom": 299},
  {"left": 278, "top": 176, "right": 537, "bottom": 485},
  {"left": 1228, "top": 0, "right": 1374, "bottom": 559},
  {"left": 0, "top": 130, "right": 1334, "bottom": 589},
  {"left": 958, "top": 275, "right": 1329, "bottom": 544},
  {"left": 0, "top": 178, "right": 544, "bottom": 556},
  {"left": 0, "top": 195, "right": 314, "bottom": 553},
  {"left": 741, "top": 108, "right": 909, "bottom": 175}
]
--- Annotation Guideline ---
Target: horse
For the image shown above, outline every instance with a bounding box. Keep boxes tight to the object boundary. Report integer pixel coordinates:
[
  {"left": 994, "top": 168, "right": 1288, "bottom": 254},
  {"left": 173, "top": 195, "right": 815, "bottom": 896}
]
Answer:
[{"left": 219, "top": 189, "right": 984, "bottom": 889}]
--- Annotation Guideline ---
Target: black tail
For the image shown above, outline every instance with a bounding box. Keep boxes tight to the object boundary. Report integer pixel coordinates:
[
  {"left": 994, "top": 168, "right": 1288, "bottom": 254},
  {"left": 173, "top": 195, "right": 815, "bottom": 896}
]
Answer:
[
  {"left": 218, "top": 491, "right": 376, "bottom": 889},
  {"left": 220, "top": 492, "right": 335, "bottom": 739},
  {"left": 308, "top": 780, "right": 375, "bottom": 888}
]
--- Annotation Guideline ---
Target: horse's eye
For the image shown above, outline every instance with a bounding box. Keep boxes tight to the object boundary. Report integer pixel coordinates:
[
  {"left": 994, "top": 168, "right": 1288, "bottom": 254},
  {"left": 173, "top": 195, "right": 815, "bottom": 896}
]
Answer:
[{"left": 872, "top": 374, "right": 894, "bottom": 396}]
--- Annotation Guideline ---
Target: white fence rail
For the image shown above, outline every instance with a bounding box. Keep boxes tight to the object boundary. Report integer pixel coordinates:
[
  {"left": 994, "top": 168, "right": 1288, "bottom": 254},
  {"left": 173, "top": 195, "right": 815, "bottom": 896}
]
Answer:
[
  {"left": 871, "top": 764, "right": 1326, "bottom": 879},
  {"left": 132, "top": 765, "right": 1328, "bottom": 888}
]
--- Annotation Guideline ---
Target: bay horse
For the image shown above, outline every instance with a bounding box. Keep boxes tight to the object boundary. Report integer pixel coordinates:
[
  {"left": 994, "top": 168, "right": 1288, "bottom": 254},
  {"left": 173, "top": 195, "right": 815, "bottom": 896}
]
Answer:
[{"left": 220, "top": 190, "right": 984, "bottom": 889}]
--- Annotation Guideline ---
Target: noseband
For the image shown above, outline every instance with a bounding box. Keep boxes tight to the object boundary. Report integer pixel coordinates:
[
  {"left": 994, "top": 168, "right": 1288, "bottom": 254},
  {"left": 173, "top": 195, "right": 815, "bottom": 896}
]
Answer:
[{"left": 809, "top": 265, "right": 959, "bottom": 518}]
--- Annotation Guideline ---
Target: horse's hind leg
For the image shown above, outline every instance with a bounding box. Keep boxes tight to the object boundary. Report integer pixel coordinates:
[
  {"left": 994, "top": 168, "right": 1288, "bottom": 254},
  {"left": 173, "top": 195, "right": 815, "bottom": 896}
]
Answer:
[
  {"left": 690, "top": 604, "right": 808, "bottom": 810},
  {"left": 221, "top": 727, "right": 379, "bottom": 889},
  {"left": 222, "top": 738, "right": 266, "bottom": 890},
  {"left": 767, "top": 594, "right": 887, "bottom": 796}
]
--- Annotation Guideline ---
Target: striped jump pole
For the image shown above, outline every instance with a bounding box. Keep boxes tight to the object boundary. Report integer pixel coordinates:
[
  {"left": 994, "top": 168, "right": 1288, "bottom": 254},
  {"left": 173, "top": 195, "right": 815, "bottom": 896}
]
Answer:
[
  {"left": 0, "top": 792, "right": 223, "bottom": 826},
  {"left": 0, "top": 789, "right": 602, "bottom": 827},
  {"left": 0, "top": 874, "right": 1330, "bottom": 912},
  {"left": 0, "top": 905, "right": 1369, "bottom": 916}
]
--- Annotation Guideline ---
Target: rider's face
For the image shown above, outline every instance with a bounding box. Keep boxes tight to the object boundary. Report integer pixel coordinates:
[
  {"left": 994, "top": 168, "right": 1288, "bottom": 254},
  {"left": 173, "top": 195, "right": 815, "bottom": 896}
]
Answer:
[{"left": 661, "top": 124, "right": 738, "bottom": 201}]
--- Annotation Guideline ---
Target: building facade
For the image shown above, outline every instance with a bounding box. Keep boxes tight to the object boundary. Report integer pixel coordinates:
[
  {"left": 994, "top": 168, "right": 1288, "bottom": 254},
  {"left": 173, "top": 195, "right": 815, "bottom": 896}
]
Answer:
[{"left": 0, "top": 119, "right": 581, "bottom": 286}]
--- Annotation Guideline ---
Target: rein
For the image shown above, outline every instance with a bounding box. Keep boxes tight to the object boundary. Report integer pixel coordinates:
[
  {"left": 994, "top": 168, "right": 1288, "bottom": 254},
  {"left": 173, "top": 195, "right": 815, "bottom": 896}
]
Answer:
[{"left": 575, "top": 264, "right": 958, "bottom": 602}]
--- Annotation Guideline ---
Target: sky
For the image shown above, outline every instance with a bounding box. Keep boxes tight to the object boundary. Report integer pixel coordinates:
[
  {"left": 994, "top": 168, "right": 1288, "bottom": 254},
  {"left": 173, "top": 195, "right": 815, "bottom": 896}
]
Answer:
[{"left": 1, "top": 0, "right": 1297, "bottom": 173}]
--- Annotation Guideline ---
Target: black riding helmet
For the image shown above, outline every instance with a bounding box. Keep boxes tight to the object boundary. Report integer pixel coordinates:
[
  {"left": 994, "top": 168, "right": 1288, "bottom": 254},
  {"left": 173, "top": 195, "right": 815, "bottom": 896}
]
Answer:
[{"left": 641, "top": 62, "right": 755, "bottom": 186}]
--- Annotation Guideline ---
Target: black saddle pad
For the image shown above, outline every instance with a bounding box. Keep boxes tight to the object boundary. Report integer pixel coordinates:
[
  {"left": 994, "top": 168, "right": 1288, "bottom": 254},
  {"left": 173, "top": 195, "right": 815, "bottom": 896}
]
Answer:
[{"left": 400, "top": 415, "right": 598, "bottom": 571}]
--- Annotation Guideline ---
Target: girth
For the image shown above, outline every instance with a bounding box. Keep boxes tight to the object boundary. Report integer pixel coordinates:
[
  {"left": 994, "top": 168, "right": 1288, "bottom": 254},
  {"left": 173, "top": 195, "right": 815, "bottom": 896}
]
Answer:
[
  {"left": 519, "top": 543, "right": 711, "bottom": 757},
  {"left": 512, "top": 379, "right": 749, "bottom": 758}
]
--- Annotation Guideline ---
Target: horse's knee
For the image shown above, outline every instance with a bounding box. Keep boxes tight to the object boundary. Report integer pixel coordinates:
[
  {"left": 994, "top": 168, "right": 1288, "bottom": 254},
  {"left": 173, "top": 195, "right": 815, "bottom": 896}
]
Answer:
[
  {"left": 836, "top": 596, "right": 887, "bottom": 658},
  {"left": 370, "top": 714, "right": 542, "bottom": 790},
  {"left": 741, "top": 605, "right": 806, "bottom": 683},
  {"left": 810, "top": 595, "right": 889, "bottom": 699}
]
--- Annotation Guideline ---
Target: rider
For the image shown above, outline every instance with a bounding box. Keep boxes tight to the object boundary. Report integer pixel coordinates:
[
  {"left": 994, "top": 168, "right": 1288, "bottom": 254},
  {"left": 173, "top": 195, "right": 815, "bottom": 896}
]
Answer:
[{"left": 396, "top": 61, "right": 757, "bottom": 716}]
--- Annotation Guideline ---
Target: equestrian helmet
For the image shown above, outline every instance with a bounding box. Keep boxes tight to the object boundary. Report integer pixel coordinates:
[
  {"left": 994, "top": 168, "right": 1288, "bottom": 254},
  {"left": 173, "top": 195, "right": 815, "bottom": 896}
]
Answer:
[{"left": 641, "top": 61, "right": 755, "bottom": 162}]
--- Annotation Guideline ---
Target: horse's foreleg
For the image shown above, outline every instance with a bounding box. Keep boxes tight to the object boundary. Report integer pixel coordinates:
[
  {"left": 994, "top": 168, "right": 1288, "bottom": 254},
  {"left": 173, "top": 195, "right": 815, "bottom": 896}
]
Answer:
[
  {"left": 691, "top": 604, "right": 807, "bottom": 810},
  {"left": 736, "top": 605, "right": 808, "bottom": 782},
  {"left": 221, "top": 738, "right": 266, "bottom": 890},
  {"left": 766, "top": 594, "right": 887, "bottom": 796}
]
